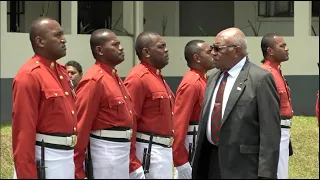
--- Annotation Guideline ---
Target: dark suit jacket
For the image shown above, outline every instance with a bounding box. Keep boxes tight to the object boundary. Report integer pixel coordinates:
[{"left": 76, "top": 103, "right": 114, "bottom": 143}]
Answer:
[{"left": 192, "top": 58, "right": 281, "bottom": 179}]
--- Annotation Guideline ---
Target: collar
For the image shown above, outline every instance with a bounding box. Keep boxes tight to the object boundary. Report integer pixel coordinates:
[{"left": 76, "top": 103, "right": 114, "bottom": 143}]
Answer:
[
  {"left": 141, "top": 61, "right": 162, "bottom": 76},
  {"left": 264, "top": 59, "right": 282, "bottom": 71},
  {"left": 190, "top": 68, "right": 207, "bottom": 80},
  {"left": 227, "top": 56, "right": 246, "bottom": 78},
  {"left": 34, "top": 54, "right": 57, "bottom": 69},
  {"left": 95, "top": 60, "right": 118, "bottom": 76}
]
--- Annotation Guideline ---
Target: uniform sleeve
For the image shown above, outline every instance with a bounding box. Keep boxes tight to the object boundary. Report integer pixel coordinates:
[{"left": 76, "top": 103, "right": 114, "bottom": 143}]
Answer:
[
  {"left": 74, "top": 79, "right": 102, "bottom": 179},
  {"left": 12, "top": 72, "right": 40, "bottom": 179},
  {"left": 124, "top": 75, "right": 146, "bottom": 172},
  {"left": 256, "top": 73, "right": 281, "bottom": 179},
  {"left": 173, "top": 83, "right": 198, "bottom": 167}
]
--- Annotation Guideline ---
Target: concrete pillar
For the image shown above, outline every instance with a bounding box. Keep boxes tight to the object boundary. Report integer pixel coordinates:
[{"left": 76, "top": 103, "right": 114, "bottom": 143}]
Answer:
[
  {"left": 123, "top": 1, "right": 134, "bottom": 35},
  {"left": 0, "top": 1, "right": 7, "bottom": 73},
  {"left": 61, "top": 1, "right": 78, "bottom": 35},
  {"left": 0, "top": 1, "right": 7, "bottom": 36},
  {"left": 294, "top": 1, "right": 312, "bottom": 37},
  {"left": 133, "top": 1, "right": 144, "bottom": 65}
]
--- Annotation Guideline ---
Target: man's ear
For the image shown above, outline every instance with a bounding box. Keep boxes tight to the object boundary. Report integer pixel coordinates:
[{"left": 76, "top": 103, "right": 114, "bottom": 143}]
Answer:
[
  {"left": 142, "top": 48, "right": 150, "bottom": 58},
  {"left": 192, "top": 53, "right": 200, "bottom": 63},
  {"left": 95, "top": 46, "right": 103, "bottom": 56},
  {"left": 267, "top": 47, "right": 274, "bottom": 56},
  {"left": 35, "top": 36, "right": 45, "bottom": 48}
]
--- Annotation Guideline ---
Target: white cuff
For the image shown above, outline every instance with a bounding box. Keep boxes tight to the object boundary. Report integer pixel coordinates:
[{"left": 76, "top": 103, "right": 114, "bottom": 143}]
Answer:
[
  {"left": 129, "top": 166, "right": 145, "bottom": 179},
  {"left": 176, "top": 162, "right": 192, "bottom": 179}
]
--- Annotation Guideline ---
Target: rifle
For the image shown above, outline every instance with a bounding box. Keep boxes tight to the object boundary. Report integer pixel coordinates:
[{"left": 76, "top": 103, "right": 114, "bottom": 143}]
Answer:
[
  {"left": 142, "top": 148, "right": 147, "bottom": 170},
  {"left": 85, "top": 142, "right": 94, "bottom": 179},
  {"left": 188, "top": 127, "right": 197, "bottom": 163},
  {"left": 188, "top": 143, "right": 192, "bottom": 163},
  {"left": 37, "top": 140, "right": 46, "bottom": 179},
  {"left": 142, "top": 133, "right": 153, "bottom": 174}
]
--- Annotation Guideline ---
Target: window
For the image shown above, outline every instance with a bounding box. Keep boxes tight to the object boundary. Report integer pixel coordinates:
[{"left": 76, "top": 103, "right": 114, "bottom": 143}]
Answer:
[
  {"left": 78, "top": 1, "right": 113, "bottom": 34},
  {"left": 312, "top": 1, "right": 320, "bottom": 17},
  {"left": 7, "top": 1, "right": 61, "bottom": 33},
  {"left": 258, "top": 1, "right": 294, "bottom": 17},
  {"left": 7, "top": 1, "right": 25, "bottom": 32},
  {"left": 258, "top": 1, "right": 319, "bottom": 18}
]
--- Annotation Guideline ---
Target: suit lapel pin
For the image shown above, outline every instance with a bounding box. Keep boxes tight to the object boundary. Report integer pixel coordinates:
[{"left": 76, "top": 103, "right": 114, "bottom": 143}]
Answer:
[{"left": 237, "top": 87, "right": 242, "bottom": 91}]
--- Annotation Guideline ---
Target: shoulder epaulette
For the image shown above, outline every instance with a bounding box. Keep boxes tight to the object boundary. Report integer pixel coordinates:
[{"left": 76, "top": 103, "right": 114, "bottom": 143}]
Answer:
[{"left": 92, "top": 69, "right": 104, "bottom": 81}]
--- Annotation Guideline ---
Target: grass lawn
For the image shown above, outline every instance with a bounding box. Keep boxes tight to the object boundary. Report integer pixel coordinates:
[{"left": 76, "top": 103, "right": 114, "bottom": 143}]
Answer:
[{"left": 1, "top": 116, "right": 319, "bottom": 179}]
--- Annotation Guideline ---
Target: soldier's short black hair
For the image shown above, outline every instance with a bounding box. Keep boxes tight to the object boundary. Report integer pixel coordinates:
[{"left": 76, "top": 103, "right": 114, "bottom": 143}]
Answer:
[
  {"left": 261, "top": 33, "right": 281, "bottom": 63},
  {"left": 135, "top": 31, "right": 160, "bottom": 59},
  {"left": 184, "top": 40, "right": 205, "bottom": 65},
  {"left": 65, "top": 60, "right": 83, "bottom": 74}
]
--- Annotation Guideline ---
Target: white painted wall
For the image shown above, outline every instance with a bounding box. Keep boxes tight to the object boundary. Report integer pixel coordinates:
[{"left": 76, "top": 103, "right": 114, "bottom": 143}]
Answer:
[{"left": 1, "top": 33, "right": 319, "bottom": 78}]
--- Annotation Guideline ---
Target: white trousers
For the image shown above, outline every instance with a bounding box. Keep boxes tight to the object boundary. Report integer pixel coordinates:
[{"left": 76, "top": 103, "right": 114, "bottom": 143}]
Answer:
[
  {"left": 174, "top": 134, "right": 195, "bottom": 179},
  {"left": 13, "top": 145, "right": 75, "bottom": 179},
  {"left": 90, "top": 137, "right": 131, "bottom": 179},
  {"left": 136, "top": 141, "right": 173, "bottom": 179},
  {"left": 277, "top": 128, "right": 290, "bottom": 179}
]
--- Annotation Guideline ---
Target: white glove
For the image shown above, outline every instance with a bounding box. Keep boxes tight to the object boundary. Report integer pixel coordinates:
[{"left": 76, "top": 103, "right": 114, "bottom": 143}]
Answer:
[
  {"left": 173, "top": 167, "right": 179, "bottom": 179},
  {"left": 176, "top": 162, "right": 192, "bottom": 179},
  {"left": 129, "top": 166, "right": 146, "bottom": 179}
]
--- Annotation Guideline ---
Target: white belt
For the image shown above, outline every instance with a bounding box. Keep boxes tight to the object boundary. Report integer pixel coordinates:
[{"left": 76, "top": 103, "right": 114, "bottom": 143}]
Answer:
[
  {"left": 136, "top": 132, "right": 174, "bottom": 147},
  {"left": 36, "top": 133, "right": 77, "bottom": 147},
  {"left": 281, "top": 119, "right": 292, "bottom": 127},
  {"left": 188, "top": 125, "right": 198, "bottom": 133},
  {"left": 91, "top": 129, "right": 132, "bottom": 140}
]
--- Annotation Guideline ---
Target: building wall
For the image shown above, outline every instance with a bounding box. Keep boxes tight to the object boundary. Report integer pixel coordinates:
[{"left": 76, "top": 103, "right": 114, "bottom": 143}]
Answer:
[
  {"left": 1, "top": 1, "right": 319, "bottom": 123},
  {"left": 8, "top": 1, "right": 319, "bottom": 36},
  {"left": 234, "top": 1, "right": 319, "bottom": 36}
]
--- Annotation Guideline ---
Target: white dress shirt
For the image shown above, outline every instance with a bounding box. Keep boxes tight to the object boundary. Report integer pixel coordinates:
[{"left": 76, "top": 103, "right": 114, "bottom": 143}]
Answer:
[{"left": 206, "top": 57, "right": 246, "bottom": 144}]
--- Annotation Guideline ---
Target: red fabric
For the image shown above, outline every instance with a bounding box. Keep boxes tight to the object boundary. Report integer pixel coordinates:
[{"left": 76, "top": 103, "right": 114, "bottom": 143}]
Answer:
[
  {"left": 124, "top": 61, "right": 175, "bottom": 172},
  {"left": 172, "top": 69, "right": 207, "bottom": 167},
  {"left": 12, "top": 54, "right": 77, "bottom": 178},
  {"left": 261, "top": 60, "right": 293, "bottom": 118},
  {"left": 74, "top": 61, "right": 134, "bottom": 178}
]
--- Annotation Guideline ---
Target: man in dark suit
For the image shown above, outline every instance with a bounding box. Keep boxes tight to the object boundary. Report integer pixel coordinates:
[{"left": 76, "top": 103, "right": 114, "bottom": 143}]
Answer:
[{"left": 192, "top": 27, "right": 281, "bottom": 179}]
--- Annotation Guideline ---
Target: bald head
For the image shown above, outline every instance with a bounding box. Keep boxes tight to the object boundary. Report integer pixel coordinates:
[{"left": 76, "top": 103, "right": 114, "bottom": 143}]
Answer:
[
  {"left": 135, "top": 31, "right": 160, "bottom": 59},
  {"left": 212, "top": 28, "right": 249, "bottom": 71},
  {"left": 90, "top": 29, "right": 115, "bottom": 59},
  {"left": 89, "top": 29, "right": 124, "bottom": 66},
  {"left": 29, "top": 17, "right": 59, "bottom": 50},
  {"left": 28, "top": 17, "right": 66, "bottom": 60},
  {"left": 216, "top": 27, "right": 247, "bottom": 54}
]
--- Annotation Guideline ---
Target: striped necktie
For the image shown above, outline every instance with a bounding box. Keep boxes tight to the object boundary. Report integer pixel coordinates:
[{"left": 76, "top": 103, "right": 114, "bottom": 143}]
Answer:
[{"left": 211, "top": 72, "right": 229, "bottom": 145}]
